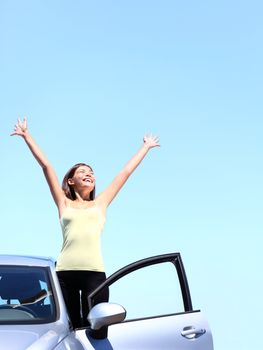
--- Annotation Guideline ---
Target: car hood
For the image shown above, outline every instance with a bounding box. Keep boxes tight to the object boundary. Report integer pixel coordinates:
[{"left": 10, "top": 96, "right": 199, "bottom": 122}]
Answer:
[{"left": 0, "top": 324, "right": 67, "bottom": 350}]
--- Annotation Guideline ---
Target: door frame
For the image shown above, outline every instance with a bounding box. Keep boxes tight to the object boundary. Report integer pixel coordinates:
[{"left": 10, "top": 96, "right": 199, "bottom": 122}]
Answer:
[{"left": 88, "top": 252, "right": 193, "bottom": 312}]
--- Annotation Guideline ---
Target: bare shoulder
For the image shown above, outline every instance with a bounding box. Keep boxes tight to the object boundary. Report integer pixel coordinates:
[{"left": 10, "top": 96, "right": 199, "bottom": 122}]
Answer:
[
  {"left": 94, "top": 196, "right": 107, "bottom": 214},
  {"left": 58, "top": 197, "right": 71, "bottom": 217}
]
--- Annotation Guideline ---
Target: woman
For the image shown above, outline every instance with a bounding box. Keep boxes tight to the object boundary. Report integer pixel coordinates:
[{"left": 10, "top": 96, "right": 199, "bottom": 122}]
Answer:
[{"left": 11, "top": 117, "right": 160, "bottom": 328}]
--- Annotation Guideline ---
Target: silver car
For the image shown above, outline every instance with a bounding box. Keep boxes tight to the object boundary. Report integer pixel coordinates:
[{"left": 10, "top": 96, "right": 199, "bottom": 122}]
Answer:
[{"left": 0, "top": 253, "right": 213, "bottom": 349}]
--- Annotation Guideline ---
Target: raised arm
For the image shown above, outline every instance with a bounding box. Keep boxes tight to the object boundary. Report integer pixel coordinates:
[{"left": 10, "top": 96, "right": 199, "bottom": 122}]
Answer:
[
  {"left": 96, "top": 134, "right": 160, "bottom": 208},
  {"left": 11, "top": 118, "right": 66, "bottom": 211}
]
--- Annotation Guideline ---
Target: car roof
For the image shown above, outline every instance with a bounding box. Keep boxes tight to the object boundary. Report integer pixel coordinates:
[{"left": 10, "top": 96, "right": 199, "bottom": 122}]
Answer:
[{"left": 0, "top": 255, "right": 55, "bottom": 268}]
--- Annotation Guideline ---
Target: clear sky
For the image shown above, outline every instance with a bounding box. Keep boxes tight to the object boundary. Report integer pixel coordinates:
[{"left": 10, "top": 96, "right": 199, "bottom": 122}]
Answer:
[{"left": 1, "top": 1, "right": 262, "bottom": 349}]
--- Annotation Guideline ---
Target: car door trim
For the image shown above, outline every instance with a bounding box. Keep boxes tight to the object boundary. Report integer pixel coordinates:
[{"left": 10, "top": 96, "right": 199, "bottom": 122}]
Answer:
[{"left": 88, "top": 252, "right": 193, "bottom": 312}]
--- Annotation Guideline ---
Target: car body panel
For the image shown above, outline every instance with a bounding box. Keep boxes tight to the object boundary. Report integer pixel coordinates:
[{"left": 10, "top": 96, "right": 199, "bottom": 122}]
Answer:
[
  {"left": 0, "top": 324, "right": 74, "bottom": 350},
  {"left": 0, "top": 253, "right": 213, "bottom": 350},
  {"left": 76, "top": 311, "right": 213, "bottom": 349}
]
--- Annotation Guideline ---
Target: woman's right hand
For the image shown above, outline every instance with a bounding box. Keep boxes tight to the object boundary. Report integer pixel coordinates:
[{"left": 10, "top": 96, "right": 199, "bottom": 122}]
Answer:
[
  {"left": 11, "top": 117, "right": 28, "bottom": 137},
  {"left": 10, "top": 116, "right": 66, "bottom": 213}
]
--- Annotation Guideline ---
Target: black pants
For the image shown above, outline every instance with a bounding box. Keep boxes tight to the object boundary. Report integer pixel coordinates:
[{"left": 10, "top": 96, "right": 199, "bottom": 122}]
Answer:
[{"left": 57, "top": 270, "right": 109, "bottom": 328}]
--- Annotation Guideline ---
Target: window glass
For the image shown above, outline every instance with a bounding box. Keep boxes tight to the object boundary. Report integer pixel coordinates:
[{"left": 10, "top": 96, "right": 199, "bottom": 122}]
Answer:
[
  {"left": 108, "top": 262, "right": 184, "bottom": 320},
  {"left": 0, "top": 266, "right": 56, "bottom": 324}
]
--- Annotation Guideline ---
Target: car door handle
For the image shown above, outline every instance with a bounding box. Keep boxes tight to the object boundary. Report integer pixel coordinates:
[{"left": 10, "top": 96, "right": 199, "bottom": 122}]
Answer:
[{"left": 181, "top": 326, "right": 206, "bottom": 339}]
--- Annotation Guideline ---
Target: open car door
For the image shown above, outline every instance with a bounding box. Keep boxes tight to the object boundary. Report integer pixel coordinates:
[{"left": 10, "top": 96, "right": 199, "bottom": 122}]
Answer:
[{"left": 76, "top": 253, "right": 214, "bottom": 350}]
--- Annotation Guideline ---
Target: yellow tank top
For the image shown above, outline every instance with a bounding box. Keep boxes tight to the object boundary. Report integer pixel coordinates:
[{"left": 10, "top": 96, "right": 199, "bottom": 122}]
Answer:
[{"left": 56, "top": 204, "right": 106, "bottom": 272}]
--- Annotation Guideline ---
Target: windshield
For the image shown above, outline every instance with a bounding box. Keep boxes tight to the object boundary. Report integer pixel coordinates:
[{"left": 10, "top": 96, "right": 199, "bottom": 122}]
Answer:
[{"left": 0, "top": 266, "right": 56, "bottom": 324}]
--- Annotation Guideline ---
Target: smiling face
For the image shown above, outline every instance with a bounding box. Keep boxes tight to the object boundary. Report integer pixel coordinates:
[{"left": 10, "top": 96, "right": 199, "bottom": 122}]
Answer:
[
  {"left": 69, "top": 165, "right": 96, "bottom": 191},
  {"left": 62, "top": 163, "right": 96, "bottom": 201}
]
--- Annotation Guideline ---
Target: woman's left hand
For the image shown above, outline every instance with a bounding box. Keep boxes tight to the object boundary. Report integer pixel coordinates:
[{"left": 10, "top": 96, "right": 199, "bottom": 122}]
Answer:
[{"left": 143, "top": 134, "right": 160, "bottom": 149}]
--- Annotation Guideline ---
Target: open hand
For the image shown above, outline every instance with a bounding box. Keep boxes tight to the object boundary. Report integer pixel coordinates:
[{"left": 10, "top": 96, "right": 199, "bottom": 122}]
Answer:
[
  {"left": 143, "top": 134, "right": 160, "bottom": 149},
  {"left": 11, "top": 117, "right": 28, "bottom": 137}
]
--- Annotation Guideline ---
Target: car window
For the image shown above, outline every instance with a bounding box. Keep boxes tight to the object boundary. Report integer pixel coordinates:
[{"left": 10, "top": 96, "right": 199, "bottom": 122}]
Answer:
[
  {"left": 108, "top": 262, "right": 185, "bottom": 320},
  {"left": 0, "top": 266, "right": 56, "bottom": 324}
]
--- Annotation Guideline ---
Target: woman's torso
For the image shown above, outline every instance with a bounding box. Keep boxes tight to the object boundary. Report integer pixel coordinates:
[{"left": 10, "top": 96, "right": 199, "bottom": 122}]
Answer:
[{"left": 56, "top": 201, "right": 106, "bottom": 272}]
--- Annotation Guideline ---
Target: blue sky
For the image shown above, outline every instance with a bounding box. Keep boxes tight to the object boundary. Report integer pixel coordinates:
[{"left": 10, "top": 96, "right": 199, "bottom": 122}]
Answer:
[{"left": 1, "top": 1, "right": 262, "bottom": 349}]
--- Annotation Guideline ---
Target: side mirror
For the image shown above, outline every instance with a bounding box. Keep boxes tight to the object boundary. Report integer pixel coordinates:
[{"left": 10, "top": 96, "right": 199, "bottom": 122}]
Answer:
[{"left": 88, "top": 302, "right": 126, "bottom": 330}]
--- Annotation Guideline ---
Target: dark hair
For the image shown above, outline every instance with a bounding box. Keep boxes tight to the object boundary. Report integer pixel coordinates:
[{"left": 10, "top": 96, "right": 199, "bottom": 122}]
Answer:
[{"left": 62, "top": 163, "right": 95, "bottom": 200}]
